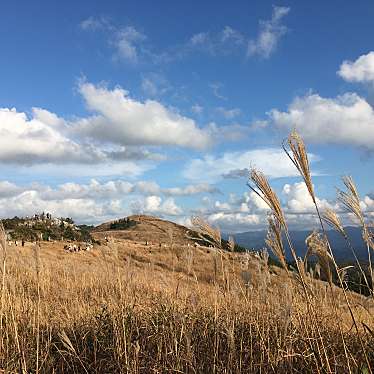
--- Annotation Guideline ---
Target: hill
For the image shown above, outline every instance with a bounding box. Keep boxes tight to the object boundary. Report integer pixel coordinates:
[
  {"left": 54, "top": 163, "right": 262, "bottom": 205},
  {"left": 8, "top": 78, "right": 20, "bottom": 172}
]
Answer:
[
  {"left": 2, "top": 216, "right": 373, "bottom": 373},
  {"left": 93, "top": 214, "right": 196, "bottom": 246}
]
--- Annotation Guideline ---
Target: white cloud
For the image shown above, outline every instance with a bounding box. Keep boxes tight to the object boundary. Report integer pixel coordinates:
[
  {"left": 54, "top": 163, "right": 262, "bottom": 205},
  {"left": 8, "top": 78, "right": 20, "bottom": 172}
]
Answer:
[
  {"left": 0, "top": 178, "right": 220, "bottom": 223},
  {"left": 0, "top": 178, "right": 372, "bottom": 230},
  {"left": 0, "top": 181, "right": 24, "bottom": 198},
  {"left": 268, "top": 92, "right": 374, "bottom": 150},
  {"left": 183, "top": 148, "right": 319, "bottom": 182},
  {"left": 75, "top": 81, "right": 214, "bottom": 150},
  {"left": 248, "top": 6, "right": 290, "bottom": 58},
  {"left": 188, "top": 27, "right": 244, "bottom": 55},
  {"left": 207, "top": 212, "right": 263, "bottom": 232},
  {"left": 195, "top": 182, "right": 339, "bottom": 232},
  {"left": 0, "top": 190, "right": 122, "bottom": 224},
  {"left": 132, "top": 195, "right": 182, "bottom": 216},
  {"left": 163, "top": 183, "right": 220, "bottom": 196},
  {"left": 190, "top": 32, "right": 210, "bottom": 47},
  {"left": 0, "top": 106, "right": 162, "bottom": 171},
  {"left": 221, "top": 26, "right": 245, "bottom": 45},
  {"left": 40, "top": 179, "right": 134, "bottom": 201},
  {"left": 0, "top": 107, "right": 105, "bottom": 165},
  {"left": 141, "top": 73, "right": 171, "bottom": 97},
  {"left": 113, "top": 26, "right": 146, "bottom": 64},
  {"left": 338, "top": 51, "right": 374, "bottom": 84},
  {"left": 216, "top": 107, "right": 241, "bottom": 119},
  {"left": 282, "top": 182, "right": 332, "bottom": 214}
]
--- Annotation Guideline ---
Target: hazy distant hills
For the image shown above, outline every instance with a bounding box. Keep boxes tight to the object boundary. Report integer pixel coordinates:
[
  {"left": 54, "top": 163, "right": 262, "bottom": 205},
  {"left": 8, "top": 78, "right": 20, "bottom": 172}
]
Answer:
[{"left": 230, "top": 226, "right": 369, "bottom": 263}]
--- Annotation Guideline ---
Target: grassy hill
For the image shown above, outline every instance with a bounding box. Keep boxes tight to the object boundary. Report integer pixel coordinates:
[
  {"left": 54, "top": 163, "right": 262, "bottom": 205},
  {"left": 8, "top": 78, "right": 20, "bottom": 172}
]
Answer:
[{"left": 1, "top": 214, "right": 373, "bottom": 372}]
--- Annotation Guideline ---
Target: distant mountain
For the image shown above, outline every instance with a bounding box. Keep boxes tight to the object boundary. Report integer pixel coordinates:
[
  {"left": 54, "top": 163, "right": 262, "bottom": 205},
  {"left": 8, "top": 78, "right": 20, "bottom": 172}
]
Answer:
[{"left": 230, "top": 226, "right": 370, "bottom": 263}]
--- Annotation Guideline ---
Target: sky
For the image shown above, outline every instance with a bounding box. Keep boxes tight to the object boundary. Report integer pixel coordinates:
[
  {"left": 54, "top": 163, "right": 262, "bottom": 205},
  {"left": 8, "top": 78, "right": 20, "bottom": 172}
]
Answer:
[{"left": 1, "top": 0, "right": 374, "bottom": 232}]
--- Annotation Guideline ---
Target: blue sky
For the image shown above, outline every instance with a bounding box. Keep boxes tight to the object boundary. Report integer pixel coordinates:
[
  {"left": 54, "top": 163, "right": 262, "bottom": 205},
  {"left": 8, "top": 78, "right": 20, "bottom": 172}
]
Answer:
[{"left": 1, "top": 0, "right": 374, "bottom": 232}]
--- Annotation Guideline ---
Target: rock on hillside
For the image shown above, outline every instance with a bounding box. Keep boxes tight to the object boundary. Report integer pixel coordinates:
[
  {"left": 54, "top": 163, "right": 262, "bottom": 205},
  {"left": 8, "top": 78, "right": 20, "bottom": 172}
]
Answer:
[{"left": 93, "top": 215, "right": 196, "bottom": 246}]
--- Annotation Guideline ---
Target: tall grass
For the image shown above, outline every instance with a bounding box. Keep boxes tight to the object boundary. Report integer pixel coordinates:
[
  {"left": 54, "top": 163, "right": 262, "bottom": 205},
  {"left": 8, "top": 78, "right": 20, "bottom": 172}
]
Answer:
[{"left": 0, "top": 131, "right": 373, "bottom": 373}]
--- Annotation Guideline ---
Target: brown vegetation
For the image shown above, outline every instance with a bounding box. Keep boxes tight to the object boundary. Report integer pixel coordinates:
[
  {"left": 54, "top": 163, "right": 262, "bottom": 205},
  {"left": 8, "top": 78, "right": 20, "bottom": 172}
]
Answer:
[{"left": 1, "top": 131, "right": 374, "bottom": 373}]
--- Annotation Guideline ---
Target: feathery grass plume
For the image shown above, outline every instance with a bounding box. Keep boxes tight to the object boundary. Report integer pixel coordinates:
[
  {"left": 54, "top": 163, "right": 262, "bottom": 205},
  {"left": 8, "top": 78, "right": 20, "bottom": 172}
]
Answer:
[
  {"left": 248, "top": 169, "right": 285, "bottom": 227},
  {"left": 324, "top": 208, "right": 371, "bottom": 291},
  {"left": 322, "top": 208, "right": 346, "bottom": 238},
  {"left": 338, "top": 176, "right": 374, "bottom": 297},
  {"left": 227, "top": 236, "right": 235, "bottom": 252},
  {"left": 190, "top": 216, "right": 222, "bottom": 248},
  {"left": 363, "top": 226, "right": 374, "bottom": 251},
  {"left": 265, "top": 215, "right": 288, "bottom": 272},
  {"left": 283, "top": 130, "right": 315, "bottom": 202},
  {"left": 337, "top": 176, "right": 364, "bottom": 226},
  {"left": 305, "top": 231, "right": 333, "bottom": 285},
  {"left": 248, "top": 168, "right": 310, "bottom": 293}
]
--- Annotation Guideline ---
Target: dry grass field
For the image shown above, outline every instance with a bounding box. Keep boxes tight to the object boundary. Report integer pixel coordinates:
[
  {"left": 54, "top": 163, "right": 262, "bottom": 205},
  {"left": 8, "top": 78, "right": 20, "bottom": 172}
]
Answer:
[
  {"left": 0, "top": 235, "right": 373, "bottom": 373},
  {"left": 1, "top": 131, "right": 374, "bottom": 373}
]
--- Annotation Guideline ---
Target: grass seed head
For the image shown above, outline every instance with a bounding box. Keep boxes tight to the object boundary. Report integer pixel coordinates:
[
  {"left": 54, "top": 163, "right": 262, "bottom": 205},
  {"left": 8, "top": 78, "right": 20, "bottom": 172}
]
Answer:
[
  {"left": 248, "top": 168, "right": 286, "bottom": 227},
  {"left": 305, "top": 231, "right": 333, "bottom": 285},
  {"left": 284, "top": 130, "right": 315, "bottom": 202},
  {"left": 322, "top": 208, "right": 346, "bottom": 238},
  {"left": 265, "top": 215, "right": 288, "bottom": 271},
  {"left": 191, "top": 216, "right": 222, "bottom": 248},
  {"left": 337, "top": 176, "right": 364, "bottom": 226}
]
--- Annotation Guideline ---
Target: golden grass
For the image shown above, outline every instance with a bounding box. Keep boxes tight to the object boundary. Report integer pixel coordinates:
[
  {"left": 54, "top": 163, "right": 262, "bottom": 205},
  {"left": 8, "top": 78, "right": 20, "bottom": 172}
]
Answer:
[
  {"left": 0, "top": 238, "right": 373, "bottom": 373},
  {"left": 1, "top": 130, "right": 374, "bottom": 373}
]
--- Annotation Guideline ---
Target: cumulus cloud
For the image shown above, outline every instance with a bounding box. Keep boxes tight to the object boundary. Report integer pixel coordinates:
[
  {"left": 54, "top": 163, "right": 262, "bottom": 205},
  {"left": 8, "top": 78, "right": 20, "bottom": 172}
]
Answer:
[
  {"left": 0, "top": 177, "right": 372, "bottom": 230},
  {"left": 203, "top": 179, "right": 374, "bottom": 233},
  {"left": 75, "top": 81, "right": 214, "bottom": 149},
  {"left": 0, "top": 106, "right": 164, "bottom": 169},
  {"left": 338, "top": 51, "right": 374, "bottom": 84},
  {"left": 183, "top": 148, "right": 320, "bottom": 182},
  {"left": 0, "top": 189, "right": 122, "bottom": 224},
  {"left": 163, "top": 183, "right": 221, "bottom": 196},
  {"left": 282, "top": 182, "right": 332, "bottom": 214},
  {"left": 131, "top": 195, "right": 182, "bottom": 216},
  {"left": 131, "top": 181, "right": 220, "bottom": 197},
  {"left": 0, "top": 181, "right": 24, "bottom": 198},
  {"left": 267, "top": 92, "right": 374, "bottom": 150},
  {"left": 0, "top": 108, "right": 105, "bottom": 165},
  {"left": 248, "top": 6, "right": 290, "bottom": 58},
  {"left": 207, "top": 212, "right": 263, "bottom": 232},
  {"left": 0, "top": 178, "right": 221, "bottom": 223}
]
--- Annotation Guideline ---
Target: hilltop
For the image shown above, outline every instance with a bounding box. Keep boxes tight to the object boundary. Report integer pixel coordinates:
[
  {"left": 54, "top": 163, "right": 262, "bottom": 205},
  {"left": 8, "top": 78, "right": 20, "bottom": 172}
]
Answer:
[{"left": 93, "top": 215, "right": 195, "bottom": 246}]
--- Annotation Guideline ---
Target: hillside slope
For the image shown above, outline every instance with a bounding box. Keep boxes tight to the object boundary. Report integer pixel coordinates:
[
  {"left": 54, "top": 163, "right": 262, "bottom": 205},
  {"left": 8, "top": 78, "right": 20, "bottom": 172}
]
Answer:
[{"left": 93, "top": 214, "right": 196, "bottom": 246}]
